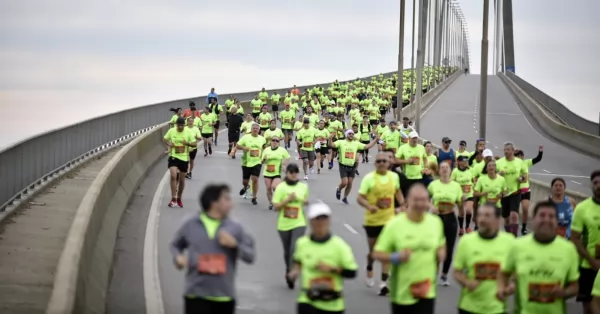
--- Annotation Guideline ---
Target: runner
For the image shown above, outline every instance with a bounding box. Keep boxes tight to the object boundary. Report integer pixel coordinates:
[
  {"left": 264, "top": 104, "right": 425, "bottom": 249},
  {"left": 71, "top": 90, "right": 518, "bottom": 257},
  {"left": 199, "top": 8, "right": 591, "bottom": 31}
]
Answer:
[
  {"left": 296, "top": 118, "right": 317, "bottom": 180},
  {"left": 376, "top": 119, "right": 389, "bottom": 151},
  {"left": 280, "top": 103, "right": 295, "bottom": 149},
  {"left": 314, "top": 120, "right": 331, "bottom": 174},
  {"left": 357, "top": 152, "right": 404, "bottom": 296},
  {"left": 326, "top": 114, "right": 344, "bottom": 169},
  {"left": 428, "top": 162, "right": 463, "bottom": 286},
  {"left": 264, "top": 119, "right": 284, "bottom": 143},
  {"left": 271, "top": 91, "right": 281, "bottom": 120},
  {"left": 498, "top": 201, "right": 580, "bottom": 314},
  {"left": 453, "top": 202, "right": 514, "bottom": 314},
  {"left": 208, "top": 98, "right": 224, "bottom": 145},
  {"left": 548, "top": 177, "right": 576, "bottom": 238},
  {"left": 169, "top": 107, "right": 183, "bottom": 128},
  {"left": 571, "top": 170, "right": 600, "bottom": 314},
  {"left": 230, "top": 123, "right": 267, "bottom": 205},
  {"left": 261, "top": 136, "right": 290, "bottom": 210},
  {"left": 163, "top": 117, "right": 197, "bottom": 207},
  {"left": 258, "top": 106, "right": 272, "bottom": 135},
  {"left": 358, "top": 116, "right": 373, "bottom": 163},
  {"left": 455, "top": 140, "right": 470, "bottom": 160},
  {"left": 515, "top": 145, "right": 544, "bottom": 235},
  {"left": 380, "top": 121, "right": 401, "bottom": 155},
  {"left": 394, "top": 131, "right": 428, "bottom": 192},
  {"left": 436, "top": 137, "right": 455, "bottom": 168},
  {"left": 185, "top": 117, "right": 202, "bottom": 179},
  {"left": 226, "top": 106, "right": 243, "bottom": 159},
  {"left": 451, "top": 155, "right": 475, "bottom": 235},
  {"left": 240, "top": 113, "right": 254, "bottom": 135},
  {"left": 207, "top": 87, "right": 218, "bottom": 103},
  {"left": 170, "top": 184, "right": 255, "bottom": 314},
  {"left": 200, "top": 107, "right": 217, "bottom": 157},
  {"left": 250, "top": 95, "right": 262, "bottom": 120},
  {"left": 372, "top": 184, "right": 446, "bottom": 314},
  {"left": 473, "top": 160, "right": 507, "bottom": 221},
  {"left": 495, "top": 142, "right": 527, "bottom": 236},
  {"left": 288, "top": 202, "right": 358, "bottom": 314},
  {"left": 272, "top": 163, "right": 309, "bottom": 289},
  {"left": 399, "top": 117, "right": 415, "bottom": 144},
  {"left": 330, "top": 129, "right": 378, "bottom": 204}
]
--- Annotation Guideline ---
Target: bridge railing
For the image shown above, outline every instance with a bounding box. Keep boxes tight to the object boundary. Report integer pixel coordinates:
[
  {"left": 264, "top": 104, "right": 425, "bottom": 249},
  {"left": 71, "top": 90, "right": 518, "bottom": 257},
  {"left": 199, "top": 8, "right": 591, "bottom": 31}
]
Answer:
[
  {"left": 1, "top": 72, "right": 403, "bottom": 214},
  {"left": 505, "top": 71, "right": 599, "bottom": 136}
]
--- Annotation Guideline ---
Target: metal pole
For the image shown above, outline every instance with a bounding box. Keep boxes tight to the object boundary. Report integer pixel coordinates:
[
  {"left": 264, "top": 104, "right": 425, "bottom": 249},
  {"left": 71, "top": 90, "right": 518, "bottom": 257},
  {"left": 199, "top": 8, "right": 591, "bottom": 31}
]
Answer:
[
  {"left": 499, "top": 0, "right": 505, "bottom": 73},
  {"left": 438, "top": 0, "right": 446, "bottom": 82},
  {"left": 492, "top": 0, "right": 497, "bottom": 73},
  {"left": 426, "top": 0, "right": 432, "bottom": 68},
  {"left": 479, "top": 0, "right": 490, "bottom": 139},
  {"left": 396, "top": 0, "right": 407, "bottom": 121},
  {"left": 444, "top": 1, "right": 450, "bottom": 75},
  {"left": 495, "top": 0, "right": 502, "bottom": 73},
  {"left": 415, "top": 0, "right": 429, "bottom": 133},
  {"left": 410, "top": 0, "right": 417, "bottom": 104}
]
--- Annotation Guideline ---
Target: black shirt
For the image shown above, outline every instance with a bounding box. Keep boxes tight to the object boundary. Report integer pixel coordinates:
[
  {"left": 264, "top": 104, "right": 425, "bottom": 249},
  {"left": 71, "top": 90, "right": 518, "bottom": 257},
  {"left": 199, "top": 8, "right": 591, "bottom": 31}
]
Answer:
[{"left": 227, "top": 114, "right": 243, "bottom": 134}]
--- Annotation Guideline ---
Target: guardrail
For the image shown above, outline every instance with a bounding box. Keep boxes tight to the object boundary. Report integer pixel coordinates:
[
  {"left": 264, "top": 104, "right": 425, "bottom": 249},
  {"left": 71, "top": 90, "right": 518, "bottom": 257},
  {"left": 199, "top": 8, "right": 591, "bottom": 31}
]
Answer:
[
  {"left": 1, "top": 72, "right": 407, "bottom": 214},
  {"left": 499, "top": 72, "right": 600, "bottom": 158},
  {"left": 505, "top": 71, "right": 599, "bottom": 136},
  {"left": 44, "top": 70, "right": 460, "bottom": 314}
]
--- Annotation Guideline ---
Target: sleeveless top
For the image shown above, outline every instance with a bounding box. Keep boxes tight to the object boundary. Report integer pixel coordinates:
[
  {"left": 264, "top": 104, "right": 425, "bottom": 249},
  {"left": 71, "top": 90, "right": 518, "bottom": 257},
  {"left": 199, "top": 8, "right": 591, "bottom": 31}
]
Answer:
[{"left": 438, "top": 148, "right": 455, "bottom": 168}]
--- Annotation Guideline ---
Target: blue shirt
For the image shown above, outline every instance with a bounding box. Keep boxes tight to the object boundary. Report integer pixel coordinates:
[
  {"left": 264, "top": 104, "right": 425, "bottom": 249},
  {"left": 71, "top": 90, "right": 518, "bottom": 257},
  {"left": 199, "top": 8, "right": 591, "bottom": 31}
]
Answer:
[
  {"left": 437, "top": 148, "right": 455, "bottom": 168},
  {"left": 207, "top": 92, "right": 219, "bottom": 103}
]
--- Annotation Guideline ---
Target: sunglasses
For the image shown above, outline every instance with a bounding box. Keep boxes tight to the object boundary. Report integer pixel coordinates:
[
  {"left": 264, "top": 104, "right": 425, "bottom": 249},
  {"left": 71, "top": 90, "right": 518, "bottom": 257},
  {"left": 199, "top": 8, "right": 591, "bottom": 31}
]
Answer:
[
  {"left": 375, "top": 159, "right": 388, "bottom": 163},
  {"left": 271, "top": 139, "right": 280, "bottom": 142}
]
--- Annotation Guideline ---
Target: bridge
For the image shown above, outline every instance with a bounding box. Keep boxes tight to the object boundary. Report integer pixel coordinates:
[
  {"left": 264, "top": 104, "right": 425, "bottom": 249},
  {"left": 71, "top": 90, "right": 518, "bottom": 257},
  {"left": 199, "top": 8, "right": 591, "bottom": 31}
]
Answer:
[{"left": 1, "top": 1, "right": 599, "bottom": 314}]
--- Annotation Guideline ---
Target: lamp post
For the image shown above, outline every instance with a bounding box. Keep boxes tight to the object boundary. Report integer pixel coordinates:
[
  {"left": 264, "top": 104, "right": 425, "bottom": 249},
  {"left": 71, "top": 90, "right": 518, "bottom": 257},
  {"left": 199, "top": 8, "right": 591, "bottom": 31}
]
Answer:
[
  {"left": 479, "top": 0, "right": 490, "bottom": 139},
  {"left": 414, "top": 0, "right": 429, "bottom": 133},
  {"left": 396, "top": 0, "right": 407, "bottom": 121},
  {"left": 410, "top": 0, "right": 417, "bottom": 109}
]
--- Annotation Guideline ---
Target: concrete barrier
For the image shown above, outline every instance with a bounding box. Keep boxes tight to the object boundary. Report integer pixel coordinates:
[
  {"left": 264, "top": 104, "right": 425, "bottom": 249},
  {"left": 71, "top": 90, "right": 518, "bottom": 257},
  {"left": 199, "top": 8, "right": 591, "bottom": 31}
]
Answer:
[
  {"left": 498, "top": 72, "right": 600, "bottom": 158},
  {"left": 46, "top": 123, "right": 170, "bottom": 314},
  {"left": 402, "top": 70, "right": 462, "bottom": 120},
  {"left": 419, "top": 138, "right": 590, "bottom": 219}
]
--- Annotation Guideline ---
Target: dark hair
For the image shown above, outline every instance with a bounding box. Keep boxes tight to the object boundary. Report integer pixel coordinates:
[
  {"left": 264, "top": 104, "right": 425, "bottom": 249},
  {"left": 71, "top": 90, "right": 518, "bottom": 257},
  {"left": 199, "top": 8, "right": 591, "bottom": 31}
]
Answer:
[
  {"left": 169, "top": 107, "right": 180, "bottom": 113},
  {"left": 533, "top": 200, "right": 558, "bottom": 217},
  {"left": 481, "top": 160, "right": 495, "bottom": 175},
  {"left": 551, "top": 177, "right": 566, "bottom": 188},
  {"left": 591, "top": 170, "right": 600, "bottom": 181},
  {"left": 382, "top": 148, "right": 395, "bottom": 154},
  {"left": 480, "top": 202, "right": 502, "bottom": 217},
  {"left": 189, "top": 101, "right": 196, "bottom": 107},
  {"left": 424, "top": 141, "right": 432, "bottom": 146},
  {"left": 200, "top": 184, "right": 230, "bottom": 211}
]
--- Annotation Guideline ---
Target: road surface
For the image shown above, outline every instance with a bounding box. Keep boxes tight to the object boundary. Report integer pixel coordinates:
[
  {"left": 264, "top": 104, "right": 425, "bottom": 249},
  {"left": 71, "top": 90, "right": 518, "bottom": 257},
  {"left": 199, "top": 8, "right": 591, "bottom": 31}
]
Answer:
[{"left": 419, "top": 75, "right": 598, "bottom": 195}]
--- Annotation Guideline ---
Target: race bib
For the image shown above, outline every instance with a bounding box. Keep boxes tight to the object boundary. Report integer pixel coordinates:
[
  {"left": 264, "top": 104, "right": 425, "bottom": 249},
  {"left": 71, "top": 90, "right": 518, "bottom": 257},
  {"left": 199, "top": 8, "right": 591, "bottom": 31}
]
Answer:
[
  {"left": 376, "top": 197, "right": 392, "bottom": 209},
  {"left": 437, "top": 201, "right": 454, "bottom": 212},
  {"left": 557, "top": 226, "right": 567, "bottom": 238},
  {"left": 303, "top": 142, "right": 312, "bottom": 148},
  {"left": 344, "top": 152, "right": 355, "bottom": 159},
  {"left": 528, "top": 282, "right": 558, "bottom": 303},
  {"left": 410, "top": 279, "right": 431, "bottom": 298},
  {"left": 411, "top": 157, "right": 421, "bottom": 165},
  {"left": 249, "top": 149, "right": 260, "bottom": 157},
  {"left": 488, "top": 197, "right": 498, "bottom": 203},
  {"left": 174, "top": 146, "right": 186, "bottom": 154},
  {"left": 197, "top": 254, "right": 227, "bottom": 275},
  {"left": 461, "top": 185, "right": 472, "bottom": 193},
  {"left": 310, "top": 277, "right": 334, "bottom": 290},
  {"left": 474, "top": 262, "right": 500, "bottom": 280},
  {"left": 284, "top": 206, "right": 299, "bottom": 219},
  {"left": 284, "top": 118, "right": 291, "bottom": 123},
  {"left": 266, "top": 164, "right": 276, "bottom": 172},
  {"left": 261, "top": 120, "right": 269, "bottom": 125}
]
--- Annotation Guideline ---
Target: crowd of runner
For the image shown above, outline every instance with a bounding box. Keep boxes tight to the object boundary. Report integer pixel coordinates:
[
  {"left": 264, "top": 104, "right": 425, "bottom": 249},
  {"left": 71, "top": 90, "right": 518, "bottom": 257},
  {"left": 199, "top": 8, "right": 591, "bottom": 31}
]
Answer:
[{"left": 162, "top": 71, "right": 600, "bottom": 314}]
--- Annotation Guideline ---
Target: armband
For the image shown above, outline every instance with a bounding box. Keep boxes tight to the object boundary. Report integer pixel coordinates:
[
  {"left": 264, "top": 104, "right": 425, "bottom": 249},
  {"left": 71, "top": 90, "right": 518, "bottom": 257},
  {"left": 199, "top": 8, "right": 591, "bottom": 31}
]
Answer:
[{"left": 390, "top": 252, "right": 402, "bottom": 265}]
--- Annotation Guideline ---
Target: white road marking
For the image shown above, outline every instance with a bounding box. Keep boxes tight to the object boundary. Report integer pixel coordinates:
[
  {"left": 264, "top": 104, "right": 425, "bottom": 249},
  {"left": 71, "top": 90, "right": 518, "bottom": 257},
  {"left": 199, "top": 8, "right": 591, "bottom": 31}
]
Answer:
[
  {"left": 143, "top": 170, "right": 169, "bottom": 314},
  {"left": 570, "top": 180, "right": 582, "bottom": 185},
  {"left": 343, "top": 223, "right": 359, "bottom": 234},
  {"left": 494, "top": 146, "right": 499, "bottom": 149},
  {"left": 542, "top": 169, "right": 552, "bottom": 174},
  {"left": 529, "top": 173, "right": 588, "bottom": 178}
]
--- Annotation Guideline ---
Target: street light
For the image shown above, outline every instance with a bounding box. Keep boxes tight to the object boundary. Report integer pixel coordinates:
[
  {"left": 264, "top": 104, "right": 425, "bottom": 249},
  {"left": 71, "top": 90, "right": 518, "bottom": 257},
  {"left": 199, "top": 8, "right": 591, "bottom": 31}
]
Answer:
[
  {"left": 414, "top": 0, "right": 429, "bottom": 133},
  {"left": 479, "top": 0, "right": 490, "bottom": 139},
  {"left": 396, "top": 0, "right": 407, "bottom": 121}
]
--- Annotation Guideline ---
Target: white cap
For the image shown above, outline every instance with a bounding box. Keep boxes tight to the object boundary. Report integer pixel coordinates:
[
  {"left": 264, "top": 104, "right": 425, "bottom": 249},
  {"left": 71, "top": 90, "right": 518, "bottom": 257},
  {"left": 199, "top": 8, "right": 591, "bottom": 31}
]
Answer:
[
  {"left": 307, "top": 202, "right": 332, "bottom": 219},
  {"left": 330, "top": 100, "right": 335, "bottom": 105},
  {"left": 409, "top": 131, "right": 419, "bottom": 138},
  {"left": 345, "top": 129, "right": 355, "bottom": 137},
  {"left": 482, "top": 149, "right": 493, "bottom": 158}
]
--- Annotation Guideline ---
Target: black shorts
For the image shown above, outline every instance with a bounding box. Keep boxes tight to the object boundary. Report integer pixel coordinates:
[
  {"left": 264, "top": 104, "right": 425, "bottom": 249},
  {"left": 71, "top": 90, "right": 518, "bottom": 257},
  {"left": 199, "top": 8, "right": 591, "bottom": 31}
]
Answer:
[
  {"left": 317, "top": 146, "right": 329, "bottom": 155},
  {"left": 201, "top": 133, "right": 212, "bottom": 139},
  {"left": 379, "top": 109, "right": 387, "bottom": 116},
  {"left": 363, "top": 225, "right": 384, "bottom": 238},
  {"left": 577, "top": 267, "right": 598, "bottom": 302},
  {"left": 272, "top": 105, "right": 279, "bottom": 112},
  {"left": 520, "top": 191, "right": 531, "bottom": 200},
  {"left": 242, "top": 165, "right": 262, "bottom": 180},
  {"left": 391, "top": 298, "right": 434, "bottom": 314},
  {"left": 214, "top": 120, "right": 220, "bottom": 130},
  {"left": 360, "top": 140, "right": 370, "bottom": 149},
  {"left": 297, "top": 303, "right": 343, "bottom": 314},
  {"left": 339, "top": 164, "right": 356, "bottom": 179},
  {"left": 185, "top": 297, "right": 235, "bottom": 314},
  {"left": 282, "top": 129, "right": 293, "bottom": 136},
  {"left": 263, "top": 175, "right": 281, "bottom": 179},
  {"left": 168, "top": 157, "right": 188, "bottom": 173},
  {"left": 260, "top": 127, "right": 268, "bottom": 133},
  {"left": 465, "top": 197, "right": 475, "bottom": 202},
  {"left": 369, "top": 119, "right": 378, "bottom": 126},
  {"left": 501, "top": 193, "right": 521, "bottom": 218},
  {"left": 228, "top": 132, "right": 240, "bottom": 143},
  {"left": 189, "top": 149, "right": 198, "bottom": 160},
  {"left": 251, "top": 112, "right": 260, "bottom": 119}
]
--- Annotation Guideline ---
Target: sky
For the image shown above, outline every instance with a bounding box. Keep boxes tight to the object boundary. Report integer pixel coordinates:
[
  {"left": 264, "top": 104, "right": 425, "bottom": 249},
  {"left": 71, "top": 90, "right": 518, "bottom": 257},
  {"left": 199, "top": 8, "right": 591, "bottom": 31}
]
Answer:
[{"left": 1, "top": 0, "right": 599, "bottom": 148}]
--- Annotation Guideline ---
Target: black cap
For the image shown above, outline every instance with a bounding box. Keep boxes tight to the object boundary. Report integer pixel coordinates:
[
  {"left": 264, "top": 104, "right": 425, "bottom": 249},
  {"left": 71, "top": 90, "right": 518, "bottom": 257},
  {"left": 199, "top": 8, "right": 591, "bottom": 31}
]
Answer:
[
  {"left": 303, "top": 118, "right": 310, "bottom": 124},
  {"left": 442, "top": 136, "right": 452, "bottom": 143},
  {"left": 176, "top": 117, "right": 186, "bottom": 125},
  {"left": 457, "top": 155, "right": 468, "bottom": 162},
  {"left": 189, "top": 101, "right": 196, "bottom": 107},
  {"left": 402, "top": 117, "right": 409, "bottom": 121},
  {"left": 459, "top": 140, "right": 467, "bottom": 146},
  {"left": 286, "top": 163, "right": 300, "bottom": 173}
]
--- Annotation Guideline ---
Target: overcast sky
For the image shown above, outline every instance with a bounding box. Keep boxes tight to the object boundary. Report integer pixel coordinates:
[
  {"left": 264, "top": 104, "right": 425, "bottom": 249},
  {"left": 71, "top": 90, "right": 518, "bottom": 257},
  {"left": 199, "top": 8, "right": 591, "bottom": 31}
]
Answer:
[{"left": 0, "top": 0, "right": 599, "bottom": 147}]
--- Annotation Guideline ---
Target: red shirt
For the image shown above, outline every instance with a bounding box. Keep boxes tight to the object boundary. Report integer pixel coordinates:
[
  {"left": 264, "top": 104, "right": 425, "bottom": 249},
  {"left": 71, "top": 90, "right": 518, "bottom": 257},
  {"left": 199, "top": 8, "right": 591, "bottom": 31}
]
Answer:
[{"left": 183, "top": 109, "right": 201, "bottom": 118}]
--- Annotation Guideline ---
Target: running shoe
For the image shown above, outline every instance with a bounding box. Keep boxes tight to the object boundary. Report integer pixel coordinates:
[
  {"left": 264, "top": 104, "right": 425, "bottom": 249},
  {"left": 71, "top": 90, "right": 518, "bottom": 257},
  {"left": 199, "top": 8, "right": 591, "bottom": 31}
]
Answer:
[
  {"left": 458, "top": 228, "right": 465, "bottom": 237},
  {"left": 239, "top": 186, "right": 248, "bottom": 196},
  {"left": 168, "top": 199, "right": 176, "bottom": 207},
  {"left": 208, "top": 146, "right": 213, "bottom": 155},
  {"left": 439, "top": 275, "right": 450, "bottom": 287},
  {"left": 304, "top": 175, "right": 308, "bottom": 181},
  {"left": 521, "top": 227, "right": 528, "bottom": 235},
  {"left": 378, "top": 283, "right": 389, "bottom": 296},
  {"left": 365, "top": 271, "right": 375, "bottom": 288},
  {"left": 335, "top": 188, "right": 341, "bottom": 200},
  {"left": 177, "top": 199, "right": 184, "bottom": 208},
  {"left": 286, "top": 276, "right": 295, "bottom": 290},
  {"left": 342, "top": 197, "right": 349, "bottom": 205},
  {"left": 269, "top": 203, "right": 273, "bottom": 211},
  {"left": 251, "top": 198, "right": 257, "bottom": 205},
  {"left": 185, "top": 173, "right": 192, "bottom": 179}
]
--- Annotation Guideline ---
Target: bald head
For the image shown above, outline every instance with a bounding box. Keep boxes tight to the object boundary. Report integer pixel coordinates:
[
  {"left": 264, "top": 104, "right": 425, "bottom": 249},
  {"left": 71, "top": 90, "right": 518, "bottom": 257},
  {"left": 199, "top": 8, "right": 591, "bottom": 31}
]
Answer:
[{"left": 407, "top": 183, "right": 430, "bottom": 213}]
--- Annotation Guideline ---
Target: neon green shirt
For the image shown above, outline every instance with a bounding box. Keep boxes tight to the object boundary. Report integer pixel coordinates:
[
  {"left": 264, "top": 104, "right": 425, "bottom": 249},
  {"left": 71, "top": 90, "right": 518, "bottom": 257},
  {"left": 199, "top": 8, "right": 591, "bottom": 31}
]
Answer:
[
  {"left": 163, "top": 128, "right": 196, "bottom": 162},
  {"left": 200, "top": 113, "right": 216, "bottom": 134},
  {"left": 502, "top": 235, "right": 579, "bottom": 314},
  {"left": 495, "top": 157, "right": 526, "bottom": 194},
  {"left": 427, "top": 180, "right": 463, "bottom": 213},
  {"left": 272, "top": 181, "right": 308, "bottom": 231},
  {"left": 474, "top": 175, "right": 507, "bottom": 207},
  {"left": 453, "top": 231, "right": 515, "bottom": 313},
  {"left": 383, "top": 130, "right": 402, "bottom": 149},
  {"left": 258, "top": 112, "right": 273, "bottom": 128},
  {"left": 280, "top": 110, "right": 295, "bottom": 130},
  {"left": 375, "top": 213, "right": 445, "bottom": 305},
  {"left": 264, "top": 128, "right": 284, "bottom": 143},
  {"left": 314, "top": 128, "right": 330, "bottom": 148},
  {"left": 237, "top": 134, "right": 266, "bottom": 167},
  {"left": 294, "top": 235, "right": 357, "bottom": 312},
  {"left": 451, "top": 168, "right": 475, "bottom": 198},
  {"left": 395, "top": 144, "right": 427, "bottom": 180},
  {"left": 520, "top": 159, "right": 534, "bottom": 190},
  {"left": 570, "top": 198, "right": 600, "bottom": 269},
  {"left": 261, "top": 146, "right": 290, "bottom": 177},
  {"left": 251, "top": 99, "right": 262, "bottom": 113},
  {"left": 334, "top": 140, "right": 366, "bottom": 167},
  {"left": 297, "top": 127, "right": 317, "bottom": 152}
]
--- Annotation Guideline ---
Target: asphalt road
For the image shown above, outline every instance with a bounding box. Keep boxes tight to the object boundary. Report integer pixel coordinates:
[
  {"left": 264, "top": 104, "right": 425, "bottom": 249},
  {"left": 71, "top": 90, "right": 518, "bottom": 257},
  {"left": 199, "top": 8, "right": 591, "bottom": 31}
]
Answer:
[{"left": 419, "top": 74, "right": 598, "bottom": 195}]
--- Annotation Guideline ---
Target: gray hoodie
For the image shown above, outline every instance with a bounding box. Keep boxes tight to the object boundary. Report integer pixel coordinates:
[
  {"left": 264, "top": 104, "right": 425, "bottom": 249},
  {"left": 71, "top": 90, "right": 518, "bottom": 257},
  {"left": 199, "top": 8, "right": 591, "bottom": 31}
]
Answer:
[{"left": 170, "top": 213, "right": 256, "bottom": 299}]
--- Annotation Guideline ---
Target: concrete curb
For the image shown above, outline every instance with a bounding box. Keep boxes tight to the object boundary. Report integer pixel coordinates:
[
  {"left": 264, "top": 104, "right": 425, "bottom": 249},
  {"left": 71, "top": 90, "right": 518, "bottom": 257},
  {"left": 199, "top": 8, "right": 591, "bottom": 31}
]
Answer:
[
  {"left": 46, "top": 123, "right": 170, "bottom": 314},
  {"left": 498, "top": 72, "right": 600, "bottom": 158}
]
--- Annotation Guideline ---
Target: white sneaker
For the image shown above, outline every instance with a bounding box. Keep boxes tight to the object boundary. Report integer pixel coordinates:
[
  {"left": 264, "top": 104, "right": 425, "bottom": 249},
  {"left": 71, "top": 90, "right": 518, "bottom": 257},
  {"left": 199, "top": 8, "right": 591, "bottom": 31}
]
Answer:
[
  {"left": 439, "top": 276, "right": 450, "bottom": 286},
  {"left": 309, "top": 167, "right": 314, "bottom": 174},
  {"left": 378, "top": 282, "right": 390, "bottom": 296},
  {"left": 304, "top": 175, "right": 309, "bottom": 181},
  {"left": 365, "top": 275, "right": 375, "bottom": 288}
]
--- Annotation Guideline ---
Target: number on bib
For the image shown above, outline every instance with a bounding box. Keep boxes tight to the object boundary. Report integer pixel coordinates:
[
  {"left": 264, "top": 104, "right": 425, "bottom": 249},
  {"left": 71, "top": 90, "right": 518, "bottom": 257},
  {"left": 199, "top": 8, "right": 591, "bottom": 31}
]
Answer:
[
  {"left": 197, "top": 254, "right": 227, "bottom": 275},
  {"left": 174, "top": 146, "right": 186, "bottom": 154},
  {"left": 461, "top": 185, "right": 472, "bottom": 193},
  {"left": 267, "top": 164, "right": 276, "bottom": 172},
  {"left": 344, "top": 152, "right": 355, "bottom": 159},
  {"left": 528, "top": 282, "right": 559, "bottom": 303},
  {"left": 437, "top": 202, "right": 455, "bottom": 212},
  {"left": 376, "top": 197, "right": 392, "bottom": 209},
  {"left": 303, "top": 142, "right": 312, "bottom": 148},
  {"left": 249, "top": 149, "right": 260, "bottom": 157},
  {"left": 411, "top": 157, "right": 421, "bottom": 165},
  {"left": 409, "top": 279, "right": 431, "bottom": 298},
  {"left": 284, "top": 119, "right": 291, "bottom": 123},
  {"left": 310, "top": 277, "right": 334, "bottom": 290},
  {"left": 474, "top": 262, "right": 500, "bottom": 280},
  {"left": 284, "top": 206, "right": 299, "bottom": 219}
]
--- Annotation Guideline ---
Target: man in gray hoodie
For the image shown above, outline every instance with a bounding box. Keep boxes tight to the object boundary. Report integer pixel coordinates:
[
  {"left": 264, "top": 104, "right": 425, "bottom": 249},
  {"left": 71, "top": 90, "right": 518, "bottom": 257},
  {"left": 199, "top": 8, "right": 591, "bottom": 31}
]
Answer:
[{"left": 170, "top": 184, "right": 256, "bottom": 314}]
